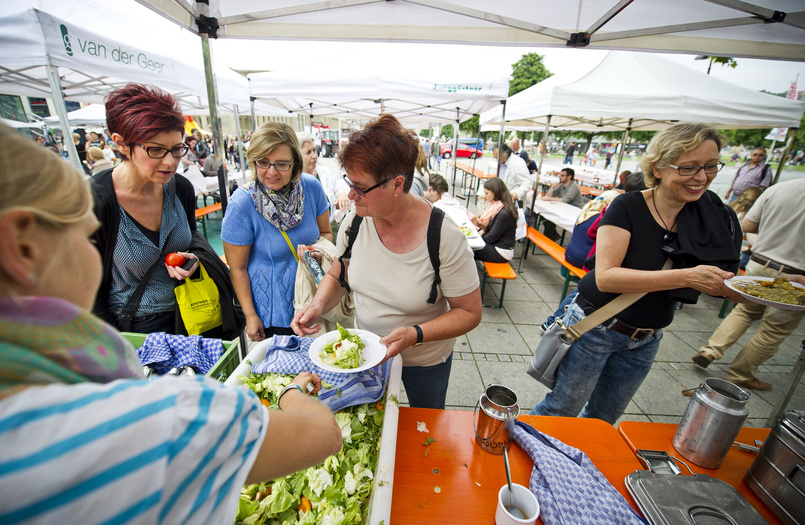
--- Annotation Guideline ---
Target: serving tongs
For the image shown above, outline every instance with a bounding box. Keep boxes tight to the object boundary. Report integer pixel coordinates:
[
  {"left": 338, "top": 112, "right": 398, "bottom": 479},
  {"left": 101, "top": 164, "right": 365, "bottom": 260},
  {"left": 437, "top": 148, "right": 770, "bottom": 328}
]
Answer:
[{"left": 635, "top": 449, "right": 694, "bottom": 476}]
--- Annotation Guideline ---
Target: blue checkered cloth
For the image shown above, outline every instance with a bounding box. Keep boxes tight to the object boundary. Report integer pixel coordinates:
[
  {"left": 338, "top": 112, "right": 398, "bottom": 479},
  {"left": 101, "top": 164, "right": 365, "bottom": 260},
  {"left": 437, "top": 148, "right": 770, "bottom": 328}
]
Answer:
[
  {"left": 251, "top": 335, "right": 390, "bottom": 412},
  {"left": 511, "top": 421, "right": 646, "bottom": 525},
  {"left": 136, "top": 333, "right": 224, "bottom": 375}
]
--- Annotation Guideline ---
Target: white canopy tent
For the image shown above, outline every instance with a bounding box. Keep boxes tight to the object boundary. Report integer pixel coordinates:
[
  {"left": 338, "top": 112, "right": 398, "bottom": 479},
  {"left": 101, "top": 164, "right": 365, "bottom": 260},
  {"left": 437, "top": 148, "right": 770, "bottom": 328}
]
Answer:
[
  {"left": 480, "top": 51, "right": 805, "bottom": 132},
  {"left": 249, "top": 70, "right": 510, "bottom": 125},
  {"left": 0, "top": 6, "right": 250, "bottom": 184},
  {"left": 43, "top": 103, "right": 107, "bottom": 126},
  {"left": 134, "top": 0, "right": 805, "bottom": 61}
]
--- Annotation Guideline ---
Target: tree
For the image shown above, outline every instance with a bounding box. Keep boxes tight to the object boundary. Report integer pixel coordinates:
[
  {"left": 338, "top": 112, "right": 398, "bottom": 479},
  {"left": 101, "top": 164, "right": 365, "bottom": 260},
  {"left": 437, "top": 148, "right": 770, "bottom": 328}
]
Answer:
[
  {"left": 509, "top": 53, "right": 552, "bottom": 97},
  {"left": 697, "top": 56, "right": 738, "bottom": 75},
  {"left": 459, "top": 115, "right": 480, "bottom": 137},
  {"left": 441, "top": 124, "right": 454, "bottom": 139}
]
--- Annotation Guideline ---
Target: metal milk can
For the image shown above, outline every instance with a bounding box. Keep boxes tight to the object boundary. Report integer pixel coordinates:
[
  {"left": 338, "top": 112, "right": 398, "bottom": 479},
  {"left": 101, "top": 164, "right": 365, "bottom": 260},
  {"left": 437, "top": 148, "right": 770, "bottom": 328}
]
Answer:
[
  {"left": 474, "top": 384, "right": 520, "bottom": 455},
  {"left": 673, "top": 377, "right": 750, "bottom": 469}
]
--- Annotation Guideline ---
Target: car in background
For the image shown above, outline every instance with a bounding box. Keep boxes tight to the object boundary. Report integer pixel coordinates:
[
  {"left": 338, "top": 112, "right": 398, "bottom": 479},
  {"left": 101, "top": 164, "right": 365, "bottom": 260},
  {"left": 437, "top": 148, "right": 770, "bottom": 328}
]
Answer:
[{"left": 441, "top": 142, "right": 482, "bottom": 159}]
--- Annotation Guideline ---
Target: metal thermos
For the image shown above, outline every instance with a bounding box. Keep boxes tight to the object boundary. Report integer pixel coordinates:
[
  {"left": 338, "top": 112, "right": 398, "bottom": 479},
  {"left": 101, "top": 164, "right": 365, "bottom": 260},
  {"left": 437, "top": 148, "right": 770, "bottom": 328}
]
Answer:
[
  {"left": 673, "top": 377, "right": 750, "bottom": 469},
  {"left": 473, "top": 385, "right": 520, "bottom": 455}
]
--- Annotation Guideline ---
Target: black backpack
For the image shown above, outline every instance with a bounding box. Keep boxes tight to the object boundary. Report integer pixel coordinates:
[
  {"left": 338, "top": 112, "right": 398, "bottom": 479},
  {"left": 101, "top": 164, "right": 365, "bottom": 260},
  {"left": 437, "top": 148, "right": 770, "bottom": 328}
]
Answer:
[{"left": 338, "top": 207, "right": 445, "bottom": 304}]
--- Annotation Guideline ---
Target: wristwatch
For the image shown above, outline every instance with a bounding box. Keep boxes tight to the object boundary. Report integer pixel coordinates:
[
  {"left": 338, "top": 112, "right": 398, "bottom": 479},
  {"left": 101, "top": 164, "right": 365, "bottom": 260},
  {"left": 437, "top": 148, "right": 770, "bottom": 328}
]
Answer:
[{"left": 412, "top": 324, "right": 424, "bottom": 347}]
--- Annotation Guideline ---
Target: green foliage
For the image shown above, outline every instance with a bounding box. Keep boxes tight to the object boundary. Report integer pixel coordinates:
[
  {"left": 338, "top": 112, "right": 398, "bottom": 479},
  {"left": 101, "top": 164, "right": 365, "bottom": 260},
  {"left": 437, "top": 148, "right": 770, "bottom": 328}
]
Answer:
[
  {"left": 460, "top": 115, "right": 480, "bottom": 136},
  {"left": 509, "top": 53, "right": 552, "bottom": 97},
  {"left": 441, "top": 124, "right": 454, "bottom": 138},
  {"left": 707, "top": 56, "right": 738, "bottom": 70}
]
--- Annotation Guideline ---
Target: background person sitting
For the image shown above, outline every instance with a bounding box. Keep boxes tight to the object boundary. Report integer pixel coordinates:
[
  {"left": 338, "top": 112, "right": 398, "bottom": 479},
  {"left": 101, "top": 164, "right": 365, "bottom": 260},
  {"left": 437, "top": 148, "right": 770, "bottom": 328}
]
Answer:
[
  {"left": 540, "top": 167, "right": 584, "bottom": 241},
  {"left": 0, "top": 121, "right": 342, "bottom": 523},
  {"left": 85, "top": 146, "right": 114, "bottom": 176},
  {"left": 470, "top": 178, "right": 518, "bottom": 263}
]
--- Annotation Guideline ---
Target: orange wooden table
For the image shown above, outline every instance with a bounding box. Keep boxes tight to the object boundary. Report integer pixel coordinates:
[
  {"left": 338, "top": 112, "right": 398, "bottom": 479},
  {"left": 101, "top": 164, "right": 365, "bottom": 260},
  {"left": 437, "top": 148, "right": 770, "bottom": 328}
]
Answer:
[
  {"left": 390, "top": 409, "right": 643, "bottom": 524},
  {"left": 617, "top": 421, "right": 780, "bottom": 525}
]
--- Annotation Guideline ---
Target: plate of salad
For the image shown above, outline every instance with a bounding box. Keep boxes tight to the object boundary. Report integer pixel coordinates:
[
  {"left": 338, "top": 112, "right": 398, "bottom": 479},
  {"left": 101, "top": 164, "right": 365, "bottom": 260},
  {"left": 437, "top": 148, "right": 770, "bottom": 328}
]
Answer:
[{"left": 309, "top": 324, "right": 387, "bottom": 373}]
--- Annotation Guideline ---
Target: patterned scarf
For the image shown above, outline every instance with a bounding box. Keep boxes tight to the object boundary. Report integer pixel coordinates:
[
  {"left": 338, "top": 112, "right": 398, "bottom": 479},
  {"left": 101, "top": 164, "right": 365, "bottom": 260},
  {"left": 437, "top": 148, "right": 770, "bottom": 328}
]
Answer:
[
  {"left": 249, "top": 179, "right": 305, "bottom": 231},
  {"left": 477, "top": 200, "right": 504, "bottom": 227},
  {"left": 0, "top": 296, "right": 142, "bottom": 399}
]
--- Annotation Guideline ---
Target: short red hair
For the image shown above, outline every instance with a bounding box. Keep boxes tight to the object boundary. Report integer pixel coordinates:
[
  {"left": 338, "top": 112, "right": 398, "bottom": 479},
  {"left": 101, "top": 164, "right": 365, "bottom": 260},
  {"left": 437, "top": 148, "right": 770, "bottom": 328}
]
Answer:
[
  {"left": 105, "top": 84, "right": 185, "bottom": 159},
  {"left": 339, "top": 114, "right": 419, "bottom": 192}
]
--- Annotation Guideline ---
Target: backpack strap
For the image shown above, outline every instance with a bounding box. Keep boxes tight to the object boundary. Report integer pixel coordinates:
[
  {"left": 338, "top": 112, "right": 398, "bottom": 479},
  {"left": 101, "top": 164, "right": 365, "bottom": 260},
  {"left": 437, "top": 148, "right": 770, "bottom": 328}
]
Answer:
[
  {"left": 426, "top": 207, "right": 444, "bottom": 304},
  {"left": 337, "top": 213, "right": 364, "bottom": 293}
]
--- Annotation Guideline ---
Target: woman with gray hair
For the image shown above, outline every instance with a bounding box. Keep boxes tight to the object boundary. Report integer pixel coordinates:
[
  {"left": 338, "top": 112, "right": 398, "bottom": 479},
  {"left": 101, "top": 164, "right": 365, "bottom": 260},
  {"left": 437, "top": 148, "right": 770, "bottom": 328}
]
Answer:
[
  {"left": 222, "top": 122, "right": 331, "bottom": 341},
  {"left": 297, "top": 131, "right": 351, "bottom": 227},
  {"left": 530, "top": 122, "right": 744, "bottom": 424}
]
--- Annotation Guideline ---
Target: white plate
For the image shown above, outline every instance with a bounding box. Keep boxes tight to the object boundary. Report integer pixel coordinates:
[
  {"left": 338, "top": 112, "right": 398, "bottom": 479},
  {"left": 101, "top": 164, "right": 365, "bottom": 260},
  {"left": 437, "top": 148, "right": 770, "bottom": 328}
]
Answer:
[
  {"left": 309, "top": 329, "right": 387, "bottom": 373},
  {"left": 725, "top": 276, "right": 805, "bottom": 311}
]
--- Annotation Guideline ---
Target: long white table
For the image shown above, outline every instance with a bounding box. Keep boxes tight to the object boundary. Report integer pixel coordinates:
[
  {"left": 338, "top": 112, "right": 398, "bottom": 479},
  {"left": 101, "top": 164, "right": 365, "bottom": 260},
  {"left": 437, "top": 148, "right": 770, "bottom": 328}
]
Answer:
[
  {"left": 528, "top": 199, "right": 582, "bottom": 234},
  {"left": 435, "top": 197, "right": 485, "bottom": 250}
]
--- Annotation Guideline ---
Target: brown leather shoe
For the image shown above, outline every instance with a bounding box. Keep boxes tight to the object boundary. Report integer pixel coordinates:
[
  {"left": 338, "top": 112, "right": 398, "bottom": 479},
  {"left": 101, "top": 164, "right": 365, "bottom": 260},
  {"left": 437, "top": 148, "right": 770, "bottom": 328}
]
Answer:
[
  {"left": 730, "top": 377, "right": 772, "bottom": 391},
  {"left": 692, "top": 352, "right": 714, "bottom": 368}
]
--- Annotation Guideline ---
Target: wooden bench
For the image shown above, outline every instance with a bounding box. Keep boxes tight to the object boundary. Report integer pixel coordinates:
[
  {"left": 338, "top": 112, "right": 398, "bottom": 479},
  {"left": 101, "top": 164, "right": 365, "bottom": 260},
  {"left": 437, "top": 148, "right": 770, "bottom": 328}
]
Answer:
[
  {"left": 518, "top": 226, "right": 587, "bottom": 300},
  {"left": 195, "top": 202, "right": 222, "bottom": 237},
  {"left": 480, "top": 261, "right": 517, "bottom": 308},
  {"left": 579, "top": 185, "right": 603, "bottom": 197},
  {"left": 455, "top": 161, "right": 494, "bottom": 205}
]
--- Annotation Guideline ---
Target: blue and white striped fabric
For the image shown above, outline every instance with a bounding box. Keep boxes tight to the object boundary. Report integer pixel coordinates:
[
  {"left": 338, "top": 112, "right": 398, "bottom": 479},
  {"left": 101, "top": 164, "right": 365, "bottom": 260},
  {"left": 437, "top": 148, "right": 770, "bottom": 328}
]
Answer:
[
  {"left": 137, "top": 333, "right": 224, "bottom": 375},
  {"left": 0, "top": 377, "right": 267, "bottom": 524},
  {"left": 511, "top": 421, "right": 646, "bottom": 525},
  {"left": 252, "top": 335, "right": 390, "bottom": 412}
]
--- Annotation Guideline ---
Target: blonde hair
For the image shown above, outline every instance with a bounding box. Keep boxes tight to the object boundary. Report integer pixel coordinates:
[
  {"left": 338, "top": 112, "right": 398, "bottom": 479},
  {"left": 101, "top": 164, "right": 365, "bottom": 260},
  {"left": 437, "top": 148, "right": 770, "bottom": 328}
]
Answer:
[
  {"left": 247, "top": 122, "right": 303, "bottom": 185},
  {"left": 88, "top": 146, "right": 105, "bottom": 161},
  {"left": 729, "top": 186, "right": 764, "bottom": 218},
  {"left": 0, "top": 123, "right": 92, "bottom": 229},
  {"left": 640, "top": 123, "right": 727, "bottom": 188}
]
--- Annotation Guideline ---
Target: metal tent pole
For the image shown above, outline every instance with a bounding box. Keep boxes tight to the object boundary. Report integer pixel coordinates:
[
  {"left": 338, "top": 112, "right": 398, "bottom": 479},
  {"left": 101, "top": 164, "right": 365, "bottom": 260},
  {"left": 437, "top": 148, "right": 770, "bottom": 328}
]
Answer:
[
  {"left": 250, "top": 95, "right": 257, "bottom": 133},
  {"left": 530, "top": 115, "right": 551, "bottom": 225},
  {"left": 614, "top": 119, "right": 632, "bottom": 184},
  {"left": 496, "top": 100, "right": 506, "bottom": 177},
  {"left": 450, "top": 108, "right": 459, "bottom": 196},
  {"left": 234, "top": 104, "right": 246, "bottom": 181},
  {"left": 199, "top": 33, "right": 228, "bottom": 213},
  {"left": 44, "top": 64, "right": 83, "bottom": 175},
  {"left": 772, "top": 129, "right": 797, "bottom": 185}
]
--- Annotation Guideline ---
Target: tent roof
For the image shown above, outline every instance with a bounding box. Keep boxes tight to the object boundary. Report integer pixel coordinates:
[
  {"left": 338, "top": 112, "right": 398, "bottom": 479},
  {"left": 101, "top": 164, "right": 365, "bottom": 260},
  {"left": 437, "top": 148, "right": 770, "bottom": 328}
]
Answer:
[
  {"left": 43, "top": 103, "right": 106, "bottom": 126},
  {"left": 479, "top": 51, "right": 805, "bottom": 131},
  {"left": 0, "top": 8, "right": 250, "bottom": 109},
  {"left": 135, "top": 0, "right": 805, "bottom": 62},
  {"left": 248, "top": 70, "right": 509, "bottom": 124}
]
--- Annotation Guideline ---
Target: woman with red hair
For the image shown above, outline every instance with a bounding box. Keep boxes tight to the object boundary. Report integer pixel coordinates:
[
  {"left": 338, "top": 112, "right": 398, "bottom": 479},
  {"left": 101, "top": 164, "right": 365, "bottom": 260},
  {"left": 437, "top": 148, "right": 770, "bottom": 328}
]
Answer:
[
  {"left": 292, "top": 114, "right": 482, "bottom": 409},
  {"left": 90, "top": 83, "right": 200, "bottom": 333}
]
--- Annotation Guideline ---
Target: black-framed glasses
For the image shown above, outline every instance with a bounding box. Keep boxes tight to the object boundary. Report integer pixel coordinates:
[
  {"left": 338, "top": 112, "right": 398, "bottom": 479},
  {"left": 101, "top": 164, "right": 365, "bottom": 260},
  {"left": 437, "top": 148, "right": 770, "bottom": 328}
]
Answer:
[
  {"left": 254, "top": 159, "right": 294, "bottom": 171},
  {"left": 343, "top": 174, "right": 390, "bottom": 197},
  {"left": 668, "top": 162, "right": 725, "bottom": 177},
  {"left": 134, "top": 143, "right": 189, "bottom": 159}
]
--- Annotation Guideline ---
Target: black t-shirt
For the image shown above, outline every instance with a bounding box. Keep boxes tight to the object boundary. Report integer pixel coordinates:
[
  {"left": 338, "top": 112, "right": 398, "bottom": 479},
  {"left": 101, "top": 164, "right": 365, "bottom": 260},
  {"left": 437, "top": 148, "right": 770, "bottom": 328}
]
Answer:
[{"left": 578, "top": 192, "right": 677, "bottom": 329}]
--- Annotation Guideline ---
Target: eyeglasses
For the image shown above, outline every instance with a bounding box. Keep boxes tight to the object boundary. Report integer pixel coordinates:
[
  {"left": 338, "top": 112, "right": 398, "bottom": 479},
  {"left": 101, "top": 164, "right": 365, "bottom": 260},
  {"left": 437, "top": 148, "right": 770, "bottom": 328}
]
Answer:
[
  {"left": 254, "top": 159, "right": 294, "bottom": 171},
  {"left": 343, "top": 174, "right": 389, "bottom": 197},
  {"left": 134, "top": 143, "right": 189, "bottom": 159},
  {"left": 751, "top": 153, "right": 766, "bottom": 157},
  {"left": 668, "top": 162, "right": 725, "bottom": 176}
]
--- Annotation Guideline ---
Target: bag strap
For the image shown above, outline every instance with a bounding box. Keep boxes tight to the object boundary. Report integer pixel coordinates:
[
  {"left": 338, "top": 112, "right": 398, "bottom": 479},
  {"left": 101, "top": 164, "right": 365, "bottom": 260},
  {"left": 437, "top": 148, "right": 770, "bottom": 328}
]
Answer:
[
  {"left": 564, "top": 259, "right": 673, "bottom": 342},
  {"left": 426, "top": 207, "right": 444, "bottom": 304},
  {"left": 280, "top": 229, "right": 299, "bottom": 263},
  {"left": 338, "top": 213, "right": 364, "bottom": 293},
  {"left": 118, "top": 225, "right": 175, "bottom": 331}
]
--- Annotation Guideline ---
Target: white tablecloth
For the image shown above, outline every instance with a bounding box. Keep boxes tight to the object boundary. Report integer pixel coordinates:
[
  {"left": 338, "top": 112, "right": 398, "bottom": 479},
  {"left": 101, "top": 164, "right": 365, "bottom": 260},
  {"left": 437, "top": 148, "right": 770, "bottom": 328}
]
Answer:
[
  {"left": 528, "top": 199, "right": 582, "bottom": 234},
  {"left": 435, "top": 199, "right": 485, "bottom": 250}
]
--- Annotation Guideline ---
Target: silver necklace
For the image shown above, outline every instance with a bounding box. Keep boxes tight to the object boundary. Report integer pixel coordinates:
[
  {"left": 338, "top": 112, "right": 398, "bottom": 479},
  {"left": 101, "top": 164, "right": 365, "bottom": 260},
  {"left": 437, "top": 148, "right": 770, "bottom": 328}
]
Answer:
[{"left": 652, "top": 187, "right": 678, "bottom": 242}]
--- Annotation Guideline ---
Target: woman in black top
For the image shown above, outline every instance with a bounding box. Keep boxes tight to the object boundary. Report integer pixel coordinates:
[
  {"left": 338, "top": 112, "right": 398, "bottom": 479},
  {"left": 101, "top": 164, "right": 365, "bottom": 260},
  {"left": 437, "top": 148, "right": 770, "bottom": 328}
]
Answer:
[
  {"left": 472, "top": 177, "right": 518, "bottom": 263},
  {"left": 530, "top": 123, "right": 744, "bottom": 424}
]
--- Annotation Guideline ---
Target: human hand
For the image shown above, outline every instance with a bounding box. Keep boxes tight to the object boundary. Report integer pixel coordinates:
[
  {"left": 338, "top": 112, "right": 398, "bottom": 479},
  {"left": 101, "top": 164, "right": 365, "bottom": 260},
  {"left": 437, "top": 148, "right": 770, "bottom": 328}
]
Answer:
[
  {"left": 291, "top": 304, "right": 323, "bottom": 336},
  {"left": 246, "top": 314, "right": 266, "bottom": 341},
  {"left": 335, "top": 191, "right": 350, "bottom": 210},
  {"left": 787, "top": 274, "right": 805, "bottom": 287},
  {"left": 165, "top": 252, "right": 199, "bottom": 280},
  {"left": 511, "top": 192, "right": 519, "bottom": 202},
  {"left": 291, "top": 372, "right": 322, "bottom": 395},
  {"left": 686, "top": 265, "right": 735, "bottom": 297},
  {"left": 379, "top": 326, "right": 418, "bottom": 363}
]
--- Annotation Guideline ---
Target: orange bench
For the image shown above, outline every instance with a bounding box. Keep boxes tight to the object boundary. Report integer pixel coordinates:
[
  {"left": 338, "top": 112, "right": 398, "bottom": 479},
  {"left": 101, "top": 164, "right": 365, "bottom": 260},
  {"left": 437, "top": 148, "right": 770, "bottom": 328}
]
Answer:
[
  {"left": 518, "top": 226, "right": 587, "bottom": 300},
  {"left": 195, "top": 202, "right": 222, "bottom": 237},
  {"left": 580, "top": 185, "right": 603, "bottom": 197},
  {"left": 480, "top": 261, "right": 517, "bottom": 308}
]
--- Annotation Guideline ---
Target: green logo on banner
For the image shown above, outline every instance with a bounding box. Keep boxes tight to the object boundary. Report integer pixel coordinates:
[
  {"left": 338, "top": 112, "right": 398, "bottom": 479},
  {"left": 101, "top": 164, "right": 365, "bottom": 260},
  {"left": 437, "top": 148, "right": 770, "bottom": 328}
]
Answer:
[{"left": 60, "top": 24, "right": 73, "bottom": 56}]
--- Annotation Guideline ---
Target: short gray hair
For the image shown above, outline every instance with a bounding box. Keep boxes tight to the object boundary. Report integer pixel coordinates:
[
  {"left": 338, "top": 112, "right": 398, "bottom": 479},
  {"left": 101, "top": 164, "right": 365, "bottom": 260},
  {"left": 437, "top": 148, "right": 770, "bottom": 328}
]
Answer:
[{"left": 296, "top": 131, "right": 315, "bottom": 148}]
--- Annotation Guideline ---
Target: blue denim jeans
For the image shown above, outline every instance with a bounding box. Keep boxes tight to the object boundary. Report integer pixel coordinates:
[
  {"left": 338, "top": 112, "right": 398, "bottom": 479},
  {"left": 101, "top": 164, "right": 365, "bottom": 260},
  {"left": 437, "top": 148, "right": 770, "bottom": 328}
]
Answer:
[
  {"left": 530, "top": 300, "right": 663, "bottom": 424},
  {"left": 546, "top": 289, "right": 578, "bottom": 326},
  {"left": 402, "top": 353, "right": 453, "bottom": 409}
]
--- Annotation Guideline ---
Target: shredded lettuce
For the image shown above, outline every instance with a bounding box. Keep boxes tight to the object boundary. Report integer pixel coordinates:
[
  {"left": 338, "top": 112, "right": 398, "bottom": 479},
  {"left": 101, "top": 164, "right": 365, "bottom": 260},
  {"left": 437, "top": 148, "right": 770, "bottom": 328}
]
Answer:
[
  {"left": 235, "top": 371, "right": 387, "bottom": 525},
  {"left": 320, "top": 324, "right": 366, "bottom": 369}
]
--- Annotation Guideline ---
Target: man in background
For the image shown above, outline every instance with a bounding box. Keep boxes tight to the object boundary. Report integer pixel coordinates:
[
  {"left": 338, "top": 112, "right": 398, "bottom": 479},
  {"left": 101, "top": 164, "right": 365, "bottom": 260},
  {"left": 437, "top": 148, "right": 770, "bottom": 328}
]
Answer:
[
  {"left": 511, "top": 136, "right": 537, "bottom": 173},
  {"left": 540, "top": 167, "right": 584, "bottom": 241},
  {"left": 724, "top": 147, "right": 772, "bottom": 203},
  {"left": 564, "top": 141, "right": 576, "bottom": 165},
  {"left": 693, "top": 178, "right": 805, "bottom": 390},
  {"left": 492, "top": 143, "right": 531, "bottom": 205}
]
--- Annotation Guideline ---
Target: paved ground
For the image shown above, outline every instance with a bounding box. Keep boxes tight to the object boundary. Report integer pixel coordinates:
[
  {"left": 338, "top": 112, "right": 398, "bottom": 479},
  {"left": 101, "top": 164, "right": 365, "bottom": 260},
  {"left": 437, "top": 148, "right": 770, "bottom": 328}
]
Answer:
[{"left": 228, "top": 155, "right": 804, "bottom": 429}]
